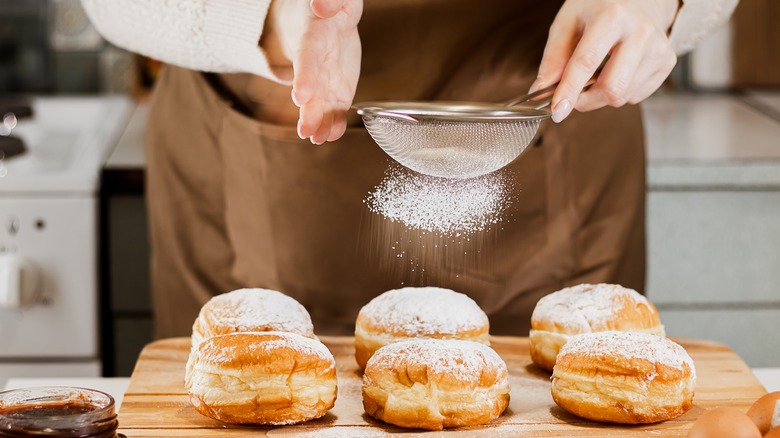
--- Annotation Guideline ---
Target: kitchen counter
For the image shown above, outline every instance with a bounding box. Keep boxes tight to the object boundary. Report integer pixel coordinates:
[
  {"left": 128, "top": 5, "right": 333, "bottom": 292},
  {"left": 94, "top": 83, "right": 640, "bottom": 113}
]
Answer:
[
  {"left": 642, "top": 92, "right": 780, "bottom": 190},
  {"left": 640, "top": 91, "right": 780, "bottom": 368},
  {"left": 754, "top": 368, "right": 780, "bottom": 393}
]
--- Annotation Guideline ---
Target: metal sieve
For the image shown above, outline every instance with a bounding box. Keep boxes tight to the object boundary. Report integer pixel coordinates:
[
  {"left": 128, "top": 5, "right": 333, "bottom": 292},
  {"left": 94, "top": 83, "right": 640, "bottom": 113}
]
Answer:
[{"left": 354, "top": 83, "right": 557, "bottom": 179}]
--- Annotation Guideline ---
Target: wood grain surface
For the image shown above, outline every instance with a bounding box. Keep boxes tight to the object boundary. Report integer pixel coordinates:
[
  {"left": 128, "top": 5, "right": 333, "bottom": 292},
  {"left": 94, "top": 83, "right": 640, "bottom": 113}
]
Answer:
[{"left": 118, "top": 336, "right": 767, "bottom": 437}]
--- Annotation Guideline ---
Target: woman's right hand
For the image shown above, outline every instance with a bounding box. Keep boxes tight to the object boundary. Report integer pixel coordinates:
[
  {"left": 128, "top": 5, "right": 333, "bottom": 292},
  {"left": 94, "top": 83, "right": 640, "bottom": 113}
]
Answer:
[
  {"left": 263, "top": 0, "right": 363, "bottom": 144},
  {"left": 530, "top": 0, "right": 678, "bottom": 124}
]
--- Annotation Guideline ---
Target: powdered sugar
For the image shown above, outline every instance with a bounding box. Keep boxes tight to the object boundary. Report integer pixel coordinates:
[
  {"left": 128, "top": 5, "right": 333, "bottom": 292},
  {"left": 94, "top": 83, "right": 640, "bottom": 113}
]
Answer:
[
  {"left": 368, "top": 339, "right": 507, "bottom": 383},
  {"left": 559, "top": 331, "right": 696, "bottom": 375},
  {"left": 197, "top": 332, "right": 334, "bottom": 366},
  {"left": 365, "top": 165, "right": 510, "bottom": 235},
  {"left": 359, "top": 287, "right": 488, "bottom": 336},
  {"left": 201, "top": 288, "right": 314, "bottom": 338},
  {"left": 531, "top": 284, "right": 652, "bottom": 332},
  {"left": 288, "top": 427, "right": 389, "bottom": 437}
]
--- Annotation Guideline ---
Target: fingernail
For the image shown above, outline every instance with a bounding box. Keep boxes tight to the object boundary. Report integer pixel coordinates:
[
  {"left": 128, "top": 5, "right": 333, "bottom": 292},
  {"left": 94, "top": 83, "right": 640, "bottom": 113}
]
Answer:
[
  {"left": 291, "top": 89, "right": 300, "bottom": 107},
  {"left": 551, "top": 99, "right": 572, "bottom": 123},
  {"left": 310, "top": 137, "right": 317, "bottom": 145},
  {"left": 297, "top": 120, "right": 306, "bottom": 140}
]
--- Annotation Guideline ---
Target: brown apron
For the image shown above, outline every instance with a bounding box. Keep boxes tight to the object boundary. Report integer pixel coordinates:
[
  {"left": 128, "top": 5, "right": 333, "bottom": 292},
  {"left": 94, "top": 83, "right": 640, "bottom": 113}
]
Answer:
[{"left": 145, "top": 0, "right": 645, "bottom": 338}]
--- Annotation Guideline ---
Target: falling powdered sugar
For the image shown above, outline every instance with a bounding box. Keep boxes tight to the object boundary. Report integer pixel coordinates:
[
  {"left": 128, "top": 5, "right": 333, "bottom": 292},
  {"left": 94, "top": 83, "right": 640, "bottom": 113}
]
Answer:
[{"left": 365, "top": 165, "right": 510, "bottom": 235}]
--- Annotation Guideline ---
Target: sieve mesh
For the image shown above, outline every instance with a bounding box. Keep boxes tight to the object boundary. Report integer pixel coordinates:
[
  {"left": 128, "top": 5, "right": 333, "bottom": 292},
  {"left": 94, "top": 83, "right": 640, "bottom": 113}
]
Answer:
[{"left": 363, "top": 116, "right": 541, "bottom": 179}]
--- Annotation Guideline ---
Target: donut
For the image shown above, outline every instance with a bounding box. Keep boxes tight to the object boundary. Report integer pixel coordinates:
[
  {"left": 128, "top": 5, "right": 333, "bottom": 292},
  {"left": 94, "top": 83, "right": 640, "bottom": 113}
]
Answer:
[
  {"left": 551, "top": 331, "right": 695, "bottom": 424},
  {"left": 185, "top": 332, "right": 337, "bottom": 425},
  {"left": 354, "top": 287, "right": 489, "bottom": 370},
  {"left": 529, "top": 283, "right": 664, "bottom": 371},
  {"left": 362, "top": 339, "right": 509, "bottom": 430},
  {"left": 191, "top": 288, "right": 315, "bottom": 348}
]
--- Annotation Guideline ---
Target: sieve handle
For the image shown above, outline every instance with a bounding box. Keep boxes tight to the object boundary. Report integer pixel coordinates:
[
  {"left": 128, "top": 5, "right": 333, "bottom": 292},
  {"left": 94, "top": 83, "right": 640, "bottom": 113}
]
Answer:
[
  {"left": 504, "top": 78, "right": 597, "bottom": 111},
  {"left": 504, "top": 83, "right": 558, "bottom": 110},
  {"left": 507, "top": 55, "right": 609, "bottom": 110}
]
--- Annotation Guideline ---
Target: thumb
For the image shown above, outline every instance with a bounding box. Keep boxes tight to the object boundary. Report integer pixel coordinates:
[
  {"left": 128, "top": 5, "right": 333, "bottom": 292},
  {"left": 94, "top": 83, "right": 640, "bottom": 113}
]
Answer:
[{"left": 310, "top": 0, "right": 346, "bottom": 19}]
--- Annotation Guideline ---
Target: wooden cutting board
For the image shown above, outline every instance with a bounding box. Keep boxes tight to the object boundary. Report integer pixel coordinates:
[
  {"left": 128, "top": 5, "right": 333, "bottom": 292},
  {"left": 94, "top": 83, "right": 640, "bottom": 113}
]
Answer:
[{"left": 118, "top": 336, "right": 767, "bottom": 437}]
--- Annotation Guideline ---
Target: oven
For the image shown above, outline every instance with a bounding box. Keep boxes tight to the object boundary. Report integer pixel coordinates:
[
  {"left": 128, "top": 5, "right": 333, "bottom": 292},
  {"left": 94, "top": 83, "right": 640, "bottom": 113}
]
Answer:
[{"left": 0, "top": 96, "right": 131, "bottom": 386}]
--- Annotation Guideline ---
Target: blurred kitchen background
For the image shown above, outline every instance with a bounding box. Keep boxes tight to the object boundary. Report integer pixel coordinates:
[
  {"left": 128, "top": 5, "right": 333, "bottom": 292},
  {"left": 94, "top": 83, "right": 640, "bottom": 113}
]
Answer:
[{"left": 0, "top": 0, "right": 778, "bottom": 385}]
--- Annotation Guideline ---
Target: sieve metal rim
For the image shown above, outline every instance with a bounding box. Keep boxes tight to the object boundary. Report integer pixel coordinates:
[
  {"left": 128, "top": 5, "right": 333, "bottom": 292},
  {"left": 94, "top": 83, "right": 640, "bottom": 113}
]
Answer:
[{"left": 353, "top": 101, "right": 552, "bottom": 122}]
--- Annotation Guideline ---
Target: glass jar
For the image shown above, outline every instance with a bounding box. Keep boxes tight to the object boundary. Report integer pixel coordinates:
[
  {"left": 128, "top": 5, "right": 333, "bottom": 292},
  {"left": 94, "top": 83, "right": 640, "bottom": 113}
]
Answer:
[{"left": 0, "top": 386, "right": 123, "bottom": 437}]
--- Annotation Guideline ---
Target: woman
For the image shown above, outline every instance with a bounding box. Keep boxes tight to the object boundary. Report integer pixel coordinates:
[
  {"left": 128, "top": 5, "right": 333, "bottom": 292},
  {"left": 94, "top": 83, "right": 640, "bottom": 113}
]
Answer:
[{"left": 83, "top": 0, "right": 737, "bottom": 337}]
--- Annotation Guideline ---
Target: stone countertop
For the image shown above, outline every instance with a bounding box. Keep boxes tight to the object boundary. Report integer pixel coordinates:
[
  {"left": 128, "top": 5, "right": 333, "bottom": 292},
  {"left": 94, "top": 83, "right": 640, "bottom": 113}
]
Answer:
[
  {"left": 105, "top": 100, "right": 148, "bottom": 170},
  {"left": 642, "top": 91, "right": 780, "bottom": 190}
]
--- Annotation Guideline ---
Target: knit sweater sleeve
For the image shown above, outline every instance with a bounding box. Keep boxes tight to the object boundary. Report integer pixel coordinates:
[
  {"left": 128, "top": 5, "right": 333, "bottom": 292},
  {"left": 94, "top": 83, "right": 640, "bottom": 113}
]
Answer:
[
  {"left": 81, "top": 0, "right": 290, "bottom": 84},
  {"left": 669, "top": 0, "right": 740, "bottom": 55}
]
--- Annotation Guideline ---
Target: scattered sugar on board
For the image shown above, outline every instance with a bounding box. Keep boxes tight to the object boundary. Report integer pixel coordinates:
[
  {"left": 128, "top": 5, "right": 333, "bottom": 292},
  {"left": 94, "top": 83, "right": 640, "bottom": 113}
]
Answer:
[
  {"left": 365, "top": 165, "right": 510, "bottom": 235},
  {"left": 532, "top": 283, "right": 651, "bottom": 332},
  {"left": 361, "top": 287, "right": 487, "bottom": 335},
  {"left": 198, "top": 332, "right": 333, "bottom": 365},
  {"left": 205, "top": 288, "right": 313, "bottom": 336},
  {"left": 292, "top": 427, "right": 388, "bottom": 437},
  {"left": 371, "top": 339, "right": 507, "bottom": 384},
  {"left": 560, "top": 331, "right": 695, "bottom": 375}
]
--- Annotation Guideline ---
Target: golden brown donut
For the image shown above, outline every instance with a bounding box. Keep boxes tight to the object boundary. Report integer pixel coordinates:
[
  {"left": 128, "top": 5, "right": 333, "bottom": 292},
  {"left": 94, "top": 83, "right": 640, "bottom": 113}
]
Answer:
[
  {"left": 354, "top": 287, "right": 489, "bottom": 370},
  {"left": 362, "top": 339, "right": 509, "bottom": 430},
  {"left": 551, "top": 331, "right": 695, "bottom": 424},
  {"left": 529, "top": 283, "right": 664, "bottom": 371},
  {"left": 185, "top": 331, "right": 337, "bottom": 425},
  {"left": 191, "top": 288, "right": 315, "bottom": 348}
]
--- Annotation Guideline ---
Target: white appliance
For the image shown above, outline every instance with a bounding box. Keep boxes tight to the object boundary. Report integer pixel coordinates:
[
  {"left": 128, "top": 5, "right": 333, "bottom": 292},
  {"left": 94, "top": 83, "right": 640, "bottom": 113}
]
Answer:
[{"left": 0, "top": 96, "right": 131, "bottom": 386}]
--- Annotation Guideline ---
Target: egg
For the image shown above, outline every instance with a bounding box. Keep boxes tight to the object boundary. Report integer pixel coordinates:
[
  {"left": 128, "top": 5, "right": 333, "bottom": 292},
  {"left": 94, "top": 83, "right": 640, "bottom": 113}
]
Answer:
[
  {"left": 687, "top": 407, "right": 762, "bottom": 438},
  {"left": 746, "top": 391, "right": 780, "bottom": 434}
]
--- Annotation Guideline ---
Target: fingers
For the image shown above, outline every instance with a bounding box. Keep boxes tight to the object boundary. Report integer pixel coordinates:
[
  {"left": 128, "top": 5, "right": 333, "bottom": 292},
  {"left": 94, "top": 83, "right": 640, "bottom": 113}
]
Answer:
[
  {"left": 575, "top": 25, "right": 676, "bottom": 113},
  {"left": 298, "top": 100, "right": 324, "bottom": 141},
  {"left": 310, "top": 0, "right": 346, "bottom": 19},
  {"left": 293, "top": 45, "right": 350, "bottom": 143},
  {"left": 574, "top": 39, "right": 641, "bottom": 112},
  {"left": 299, "top": 106, "right": 347, "bottom": 145},
  {"left": 626, "top": 51, "right": 676, "bottom": 103},
  {"left": 531, "top": 13, "right": 578, "bottom": 93},
  {"left": 293, "top": 42, "right": 321, "bottom": 139},
  {"left": 292, "top": 0, "right": 362, "bottom": 144},
  {"left": 311, "top": 109, "right": 334, "bottom": 144},
  {"left": 328, "top": 111, "right": 347, "bottom": 141},
  {"left": 294, "top": 56, "right": 348, "bottom": 144},
  {"left": 551, "top": 18, "right": 621, "bottom": 123},
  {"left": 542, "top": 2, "right": 680, "bottom": 122}
]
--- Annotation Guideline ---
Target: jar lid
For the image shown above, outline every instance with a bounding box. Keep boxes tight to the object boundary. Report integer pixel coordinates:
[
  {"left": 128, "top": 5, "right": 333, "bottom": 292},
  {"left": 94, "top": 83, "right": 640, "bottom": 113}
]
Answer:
[{"left": 0, "top": 386, "right": 120, "bottom": 437}]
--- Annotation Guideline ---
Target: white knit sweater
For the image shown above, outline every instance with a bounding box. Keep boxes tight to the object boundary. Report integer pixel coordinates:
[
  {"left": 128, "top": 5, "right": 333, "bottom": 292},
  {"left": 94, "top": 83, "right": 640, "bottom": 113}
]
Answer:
[{"left": 81, "top": 0, "right": 739, "bottom": 85}]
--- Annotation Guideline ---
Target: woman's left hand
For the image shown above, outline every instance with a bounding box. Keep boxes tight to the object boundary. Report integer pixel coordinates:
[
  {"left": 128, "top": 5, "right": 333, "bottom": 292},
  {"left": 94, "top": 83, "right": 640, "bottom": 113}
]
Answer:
[{"left": 531, "top": 0, "right": 680, "bottom": 123}]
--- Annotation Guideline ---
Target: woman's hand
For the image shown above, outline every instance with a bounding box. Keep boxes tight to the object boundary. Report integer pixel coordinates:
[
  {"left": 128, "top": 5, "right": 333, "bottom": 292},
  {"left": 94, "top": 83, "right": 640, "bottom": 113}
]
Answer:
[
  {"left": 263, "top": 0, "right": 362, "bottom": 144},
  {"left": 531, "top": 0, "right": 679, "bottom": 123}
]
